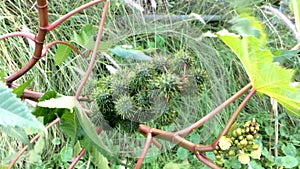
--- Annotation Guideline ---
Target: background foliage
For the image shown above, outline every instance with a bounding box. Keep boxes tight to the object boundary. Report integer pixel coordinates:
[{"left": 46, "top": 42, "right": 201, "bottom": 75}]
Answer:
[{"left": 0, "top": 0, "right": 299, "bottom": 168}]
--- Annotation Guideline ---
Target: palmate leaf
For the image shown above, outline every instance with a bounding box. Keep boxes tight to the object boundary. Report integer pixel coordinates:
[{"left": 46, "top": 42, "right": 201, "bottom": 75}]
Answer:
[{"left": 218, "top": 15, "right": 300, "bottom": 117}]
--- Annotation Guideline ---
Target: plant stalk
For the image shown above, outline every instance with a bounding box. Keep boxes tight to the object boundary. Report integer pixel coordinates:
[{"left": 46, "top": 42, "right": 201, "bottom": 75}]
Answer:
[{"left": 176, "top": 83, "right": 252, "bottom": 137}]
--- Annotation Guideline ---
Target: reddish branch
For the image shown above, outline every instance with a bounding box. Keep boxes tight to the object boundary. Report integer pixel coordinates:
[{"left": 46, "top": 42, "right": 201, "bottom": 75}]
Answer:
[
  {"left": 136, "top": 84, "right": 255, "bottom": 169},
  {"left": 2, "top": 0, "right": 260, "bottom": 168},
  {"left": 75, "top": 0, "right": 109, "bottom": 99},
  {"left": 42, "top": 40, "right": 88, "bottom": 57},
  {"left": 0, "top": 32, "right": 35, "bottom": 41},
  {"left": 8, "top": 118, "right": 61, "bottom": 169}
]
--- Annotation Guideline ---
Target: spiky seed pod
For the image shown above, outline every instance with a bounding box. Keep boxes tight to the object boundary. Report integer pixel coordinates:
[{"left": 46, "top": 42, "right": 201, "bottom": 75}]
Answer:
[
  {"left": 153, "top": 73, "right": 180, "bottom": 97},
  {"left": 115, "top": 95, "right": 135, "bottom": 119},
  {"left": 95, "top": 91, "right": 120, "bottom": 129},
  {"left": 135, "top": 91, "right": 151, "bottom": 109},
  {"left": 174, "top": 50, "right": 195, "bottom": 67},
  {"left": 193, "top": 68, "right": 208, "bottom": 85},
  {"left": 118, "top": 120, "right": 139, "bottom": 134},
  {"left": 150, "top": 56, "right": 169, "bottom": 74},
  {"left": 129, "top": 68, "right": 153, "bottom": 93},
  {"left": 153, "top": 106, "right": 178, "bottom": 126}
]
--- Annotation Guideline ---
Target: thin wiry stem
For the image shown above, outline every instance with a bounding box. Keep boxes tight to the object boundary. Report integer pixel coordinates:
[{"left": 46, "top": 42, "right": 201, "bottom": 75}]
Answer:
[
  {"left": 75, "top": 0, "right": 109, "bottom": 99},
  {"left": 210, "top": 89, "right": 256, "bottom": 148},
  {"left": 176, "top": 83, "right": 252, "bottom": 137},
  {"left": 42, "top": 40, "right": 88, "bottom": 57},
  {"left": 0, "top": 32, "right": 35, "bottom": 41},
  {"left": 263, "top": 6, "right": 300, "bottom": 42},
  {"left": 195, "top": 153, "right": 221, "bottom": 169},
  {"left": 46, "top": 0, "right": 104, "bottom": 31},
  {"left": 68, "top": 149, "right": 87, "bottom": 169},
  {"left": 135, "top": 133, "right": 153, "bottom": 169},
  {"left": 8, "top": 118, "right": 60, "bottom": 169}
]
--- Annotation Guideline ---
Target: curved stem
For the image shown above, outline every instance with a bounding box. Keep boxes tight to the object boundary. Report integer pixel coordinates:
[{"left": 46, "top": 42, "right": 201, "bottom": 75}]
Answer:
[
  {"left": 6, "top": 0, "right": 49, "bottom": 84},
  {"left": 68, "top": 149, "right": 87, "bottom": 169},
  {"left": 8, "top": 118, "right": 60, "bottom": 169},
  {"left": 135, "top": 132, "right": 153, "bottom": 169},
  {"left": 46, "top": 0, "right": 104, "bottom": 31},
  {"left": 176, "top": 83, "right": 252, "bottom": 137},
  {"left": 211, "top": 89, "right": 256, "bottom": 147},
  {"left": 42, "top": 40, "right": 87, "bottom": 57},
  {"left": 263, "top": 6, "right": 300, "bottom": 42},
  {"left": 0, "top": 32, "right": 35, "bottom": 41},
  {"left": 195, "top": 153, "right": 221, "bottom": 169},
  {"left": 75, "top": 0, "right": 109, "bottom": 99}
]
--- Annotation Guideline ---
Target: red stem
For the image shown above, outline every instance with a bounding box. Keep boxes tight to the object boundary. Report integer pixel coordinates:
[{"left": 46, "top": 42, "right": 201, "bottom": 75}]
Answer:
[
  {"left": 194, "top": 89, "right": 256, "bottom": 152},
  {"left": 176, "top": 83, "right": 252, "bottom": 137},
  {"left": 0, "top": 32, "right": 35, "bottom": 41},
  {"left": 42, "top": 40, "right": 87, "bottom": 57},
  {"left": 195, "top": 153, "right": 222, "bottom": 169},
  {"left": 68, "top": 149, "right": 87, "bottom": 169},
  {"left": 75, "top": 0, "right": 109, "bottom": 99},
  {"left": 5, "top": 0, "right": 49, "bottom": 84},
  {"left": 135, "top": 133, "right": 153, "bottom": 169},
  {"left": 211, "top": 89, "right": 256, "bottom": 147},
  {"left": 8, "top": 118, "right": 60, "bottom": 169},
  {"left": 46, "top": 0, "right": 104, "bottom": 31}
]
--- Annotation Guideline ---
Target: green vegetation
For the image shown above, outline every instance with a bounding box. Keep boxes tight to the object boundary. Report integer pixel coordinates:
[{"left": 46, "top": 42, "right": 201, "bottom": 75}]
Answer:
[{"left": 0, "top": 0, "right": 300, "bottom": 169}]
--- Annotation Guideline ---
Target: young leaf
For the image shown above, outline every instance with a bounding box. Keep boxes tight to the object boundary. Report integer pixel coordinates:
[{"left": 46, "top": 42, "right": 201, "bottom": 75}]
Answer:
[
  {"left": 32, "top": 92, "right": 71, "bottom": 124},
  {"left": 13, "top": 78, "right": 33, "bottom": 98},
  {"left": 90, "top": 147, "right": 110, "bottom": 169},
  {"left": 275, "top": 155, "right": 298, "bottom": 168},
  {"left": 0, "top": 82, "right": 45, "bottom": 131},
  {"left": 109, "top": 46, "right": 152, "bottom": 61},
  {"left": 72, "top": 24, "right": 112, "bottom": 51},
  {"left": 218, "top": 15, "right": 300, "bottom": 117},
  {"left": 37, "top": 96, "right": 76, "bottom": 111},
  {"left": 54, "top": 44, "right": 72, "bottom": 65}
]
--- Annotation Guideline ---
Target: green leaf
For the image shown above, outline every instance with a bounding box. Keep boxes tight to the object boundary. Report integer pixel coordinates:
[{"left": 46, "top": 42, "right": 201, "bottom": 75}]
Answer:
[
  {"left": 32, "top": 91, "right": 70, "bottom": 124},
  {"left": 163, "top": 161, "right": 190, "bottom": 169},
  {"left": 60, "top": 111, "right": 84, "bottom": 145},
  {"left": 90, "top": 147, "right": 110, "bottom": 169},
  {"left": 176, "top": 147, "right": 189, "bottom": 160},
  {"left": 275, "top": 155, "right": 298, "bottom": 168},
  {"left": 218, "top": 15, "right": 300, "bottom": 117},
  {"left": 0, "top": 82, "right": 45, "bottom": 131},
  {"left": 0, "top": 126, "right": 29, "bottom": 145},
  {"left": 60, "top": 145, "right": 73, "bottom": 162},
  {"left": 51, "top": 137, "right": 61, "bottom": 145},
  {"left": 272, "top": 49, "right": 299, "bottom": 64},
  {"left": 109, "top": 46, "right": 152, "bottom": 61},
  {"left": 72, "top": 24, "right": 112, "bottom": 51},
  {"left": 54, "top": 44, "right": 72, "bottom": 65},
  {"left": 13, "top": 78, "right": 33, "bottom": 98},
  {"left": 37, "top": 96, "right": 76, "bottom": 111},
  {"left": 28, "top": 135, "right": 45, "bottom": 164},
  {"left": 281, "top": 144, "right": 297, "bottom": 156},
  {"left": 74, "top": 101, "right": 127, "bottom": 166},
  {"left": 249, "top": 160, "right": 264, "bottom": 169}
]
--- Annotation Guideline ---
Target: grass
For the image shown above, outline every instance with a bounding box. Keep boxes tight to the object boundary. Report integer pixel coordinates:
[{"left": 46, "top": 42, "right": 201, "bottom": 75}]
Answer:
[{"left": 0, "top": 0, "right": 299, "bottom": 168}]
